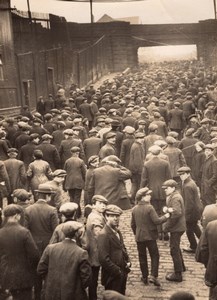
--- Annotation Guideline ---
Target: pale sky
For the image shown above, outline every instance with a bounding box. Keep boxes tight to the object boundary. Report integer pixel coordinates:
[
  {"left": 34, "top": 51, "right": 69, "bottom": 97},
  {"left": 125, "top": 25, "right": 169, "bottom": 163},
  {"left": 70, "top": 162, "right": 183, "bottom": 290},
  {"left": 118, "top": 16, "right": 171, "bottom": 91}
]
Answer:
[{"left": 11, "top": 0, "right": 214, "bottom": 24}]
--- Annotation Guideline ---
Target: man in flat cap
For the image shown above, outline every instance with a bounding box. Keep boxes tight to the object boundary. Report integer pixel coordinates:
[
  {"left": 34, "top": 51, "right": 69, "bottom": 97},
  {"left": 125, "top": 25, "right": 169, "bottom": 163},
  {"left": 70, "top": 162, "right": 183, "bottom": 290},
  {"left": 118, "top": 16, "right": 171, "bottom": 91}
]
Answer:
[
  {"left": 50, "top": 202, "right": 80, "bottom": 244},
  {"left": 64, "top": 146, "right": 86, "bottom": 218},
  {"left": 40, "top": 169, "right": 68, "bottom": 209},
  {"left": 168, "top": 101, "right": 185, "bottom": 138},
  {"left": 38, "top": 221, "right": 91, "bottom": 300},
  {"left": 25, "top": 183, "right": 59, "bottom": 300},
  {"left": 120, "top": 126, "right": 135, "bottom": 169},
  {"left": 59, "top": 128, "right": 85, "bottom": 167},
  {"left": 129, "top": 132, "right": 146, "bottom": 205},
  {"left": 177, "top": 167, "right": 202, "bottom": 253},
  {"left": 143, "top": 123, "right": 163, "bottom": 157},
  {"left": 131, "top": 187, "right": 170, "bottom": 286},
  {"left": 83, "top": 128, "right": 101, "bottom": 163},
  {"left": 97, "top": 205, "right": 131, "bottom": 295},
  {"left": 201, "top": 144, "right": 217, "bottom": 207},
  {"left": 99, "top": 131, "right": 117, "bottom": 160},
  {"left": 162, "top": 180, "right": 186, "bottom": 282},
  {"left": 4, "top": 148, "right": 27, "bottom": 204},
  {"left": 193, "top": 118, "right": 212, "bottom": 144},
  {"left": 14, "top": 123, "right": 31, "bottom": 151},
  {"left": 86, "top": 195, "right": 108, "bottom": 300},
  {"left": 140, "top": 145, "right": 172, "bottom": 240},
  {"left": 19, "top": 133, "right": 40, "bottom": 170},
  {"left": 36, "top": 134, "right": 60, "bottom": 171},
  {"left": 0, "top": 204, "right": 39, "bottom": 300},
  {"left": 51, "top": 121, "right": 66, "bottom": 150},
  {"left": 88, "top": 155, "right": 131, "bottom": 210}
]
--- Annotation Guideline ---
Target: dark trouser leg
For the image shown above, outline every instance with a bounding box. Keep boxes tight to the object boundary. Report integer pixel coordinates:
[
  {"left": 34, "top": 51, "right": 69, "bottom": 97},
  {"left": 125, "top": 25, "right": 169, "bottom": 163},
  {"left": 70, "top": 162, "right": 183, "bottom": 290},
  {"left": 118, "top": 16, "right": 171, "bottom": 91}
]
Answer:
[
  {"left": 7, "top": 194, "right": 14, "bottom": 205},
  {"left": 105, "top": 273, "right": 127, "bottom": 295},
  {"left": 34, "top": 275, "right": 42, "bottom": 300},
  {"left": 137, "top": 241, "right": 148, "bottom": 279},
  {"left": 209, "top": 285, "right": 217, "bottom": 300},
  {"left": 147, "top": 240, "right": 159, "bottom": 278},
  {"left": 89, "top": 266, "right": 100, "bottom": 300},
  {"left": 10, "top": 288, "right": 32, "bottom": 300},
  {"left": 186, "top": 221, "right": 202, "bottom": 250},
  {"left": 131, "top": 173, "right": 141, "bottom": 204},
  {"left": 68, "top": 189, "right": 82, "bottom": 218},
  {"left": 170, "top": 232, "right": 185, "bottom": 273}
]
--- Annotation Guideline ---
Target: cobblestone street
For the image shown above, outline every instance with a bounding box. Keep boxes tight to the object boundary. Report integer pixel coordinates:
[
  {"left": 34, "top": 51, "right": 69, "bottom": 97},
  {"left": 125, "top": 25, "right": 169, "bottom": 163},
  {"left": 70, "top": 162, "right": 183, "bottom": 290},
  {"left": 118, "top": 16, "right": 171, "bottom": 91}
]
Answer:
[{"left": 115, "top": 208, "right": 209, "bottom": 300}]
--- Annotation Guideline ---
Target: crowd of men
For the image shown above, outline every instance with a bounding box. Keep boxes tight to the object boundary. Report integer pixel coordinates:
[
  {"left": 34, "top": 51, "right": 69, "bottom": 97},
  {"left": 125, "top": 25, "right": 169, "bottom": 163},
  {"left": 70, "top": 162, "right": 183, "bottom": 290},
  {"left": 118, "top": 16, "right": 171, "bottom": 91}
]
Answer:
[{"left": 0, "top": 60, "right": 217, "bottom": 299}]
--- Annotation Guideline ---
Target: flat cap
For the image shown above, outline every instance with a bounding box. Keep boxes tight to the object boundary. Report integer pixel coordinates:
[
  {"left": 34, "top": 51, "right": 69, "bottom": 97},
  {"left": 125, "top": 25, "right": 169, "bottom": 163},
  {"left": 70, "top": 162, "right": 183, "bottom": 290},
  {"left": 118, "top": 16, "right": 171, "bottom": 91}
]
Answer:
[
  {"left": 35, "top": 183, "right": 56, "bottom": 194},
  {"left": 103, "top": 290, "right": 129, "bottom": 300},
  {"left": 153, "top": 112, "right": 161, "bottom": 118},
  {"left": 177, "top": 166, "right": 191, "bottom": 174},
  {"left": 53, "top": 169, "right": 67, "bottom": 177},
  {"left": 30, "top": 133, "right": 40, "bottom": 140},
  {"left": 96, "top": 117, "right": 106, "bottom": 123},
  {"left": 101, "top": 155, "right": 121, "bottom": 164},
  {"left": 106, "top": 132, "right": 116, "bottom": 139},
  {"left": 138, "top": 120, "right": 146, "bottom": 125},
  {"left": 122, "top": 126, "right": 135, "bottom": 134},
  {"left": 59, "top": 202, "right": 78, "bottom": 213},
  {"left": 148, "top": 123, "right": 158, "bottom": 131},
  {"left": 135, "top": 187, "right": 152, "bottom": 201},
  {"left": 33, "top": 118, "right": 43, "bottom": 124},
  {"left": 88, "top": 155, "right": 99, "bottom": 165},
  {"left": 20, "top": 116, "right": 30, "bottom": 122},
  {"left": 105, "top": 204, "right": 123, "bottom": 216},
  {"left": 200, "top": 118, "right": 211, "bottom": 124},
  {"left": 7, "top": 148, "right": 18, "bottom": 154},
  {"left": 111, "top": 120, "right": 121, "bottom": 127},
  {"left": 12, "top": 189, "right": 32, "bottom": 201},
  {"left": 162, "top": 179, "right": 178, "bottom": 189},
  {"left": 168, "top": 131, "right": 179, "bottom": 138},
  {"left": 135, "top": 132, "right": 145, "bottom": 138},
  {"left": 57, "top": 121, "right": 66, "bottom": 128},
  {"left": 204, "top": 144, "right": 214, "bottom": 150},
  {"left": 98, "top": 107, "right": 107, "bottom": 112},
  {"left": 211, "top": 137, "right": 217, "bottom": 143},
  {"left": 71, "top": 146, "right": 80, "bottom": 153},
  {"left": 89, "top": 128, "right": 98, "bottom": 135},
  {"left": 50, "top": 109, "right": 61, "bottom": 114},
  {"left": 61, "top": 221, "right": 83, "bottom": 236},
  {"left": 63, "top": 129, "right": 74, "bottom": 135},
  {"left": 92, "top": 195, "right": 108, "bottom": 204},
  {"left": 185, "top": 128, "right": 195, "bottom": 136},
  {"left": 154, "top": 140, "right": 167, "bottom": 148},
  {"left": 3, "top": 204, "right": 23, "bottom": 217},
  {"left": 44, "top": 113, "right": 53, "bottom": 120},
  {"left": 17, "top": 121, "right": 29, "bottom": 128},
  {"left": 166, "top": 136, "right": 177, "bottom": 144},
  {"left": 125, "top": 108, "right": 133, "bottom": 114},
  {"left": 148, "top": 145, "right": 162, "bottom": 155},
  {"left": 41, "top": 134, "right": 53, "bottom": 141}
]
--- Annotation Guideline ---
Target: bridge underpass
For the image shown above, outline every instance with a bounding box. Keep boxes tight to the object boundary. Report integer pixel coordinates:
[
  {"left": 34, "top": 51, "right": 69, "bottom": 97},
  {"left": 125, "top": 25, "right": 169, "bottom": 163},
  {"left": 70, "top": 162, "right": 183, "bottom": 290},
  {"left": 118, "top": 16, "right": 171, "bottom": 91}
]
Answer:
[{"left": 138, "top": 45, "right": 197, "bottom": 63}]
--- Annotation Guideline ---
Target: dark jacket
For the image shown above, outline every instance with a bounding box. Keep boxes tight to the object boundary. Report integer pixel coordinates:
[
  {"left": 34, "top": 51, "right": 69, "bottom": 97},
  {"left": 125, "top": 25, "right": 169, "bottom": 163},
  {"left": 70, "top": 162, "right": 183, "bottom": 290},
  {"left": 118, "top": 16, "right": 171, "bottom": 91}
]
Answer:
[
  {"left": 140, "top": 156, "right": 171, "bottom": 200},
  {"left": 64, "top": 156, "right": 86, "bottom": 190},
  {"left": 19, "top": 141, "right": 37, "bottom": 169},
  {"left": 83, "top": 137, "right": 101, "bottom": 163},
  {"left": 25, "top": 200, "right": 59, "bottom": 255},
  {"left": 120, "top": 136, "right": 135, "bottom": 169},
  {"left": 180, "top": 177, "right": 202, "bottom": 222},
  {"left": 37, "top": 239, "right": 91, "bottom": 300},
  {"left": 164, "top": 191, "right": 186, "bottom": 233},
  {"left": 131, "top": 201, "right": 167, "bottom": 241},
  {"left": 37, "top": 141, "right": 60, "bottom": 171},
  {"left": 129, "top": 141, "right": 145, "bottom": 174},
  {"left": 59, "top": 138, "right": 85, "bottom": 167},
  {"left": 201, "top": 154, "right": 217, "bottom": 205},
  {"left": 4, "top": 158, "right": 26, "bottom": 192},
  {"left": 0, "top": 222, "right": 39, "bottom": 290},
  {"left": 97, "top": 224, "right": 130, "bottom": 287}
]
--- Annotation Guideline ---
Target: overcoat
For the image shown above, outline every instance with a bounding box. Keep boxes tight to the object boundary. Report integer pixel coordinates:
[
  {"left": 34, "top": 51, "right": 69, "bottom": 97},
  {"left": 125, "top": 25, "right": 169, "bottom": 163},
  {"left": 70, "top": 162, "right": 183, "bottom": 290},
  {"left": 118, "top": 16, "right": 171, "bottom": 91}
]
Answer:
[
  {"left": 83, "top": 137, "right": 101, "bottom": 162},
  {"left": 25, "top": 200, "right": 59, "bottom": 254},
  {"left": 0, "top": 222, "right": 39, "bottom": 290},
  {"left": 19, "top": 141, "right": 37, "bottom": 169},
  {"left": 88, "top": 164, "right": 131, "bottom": 210},
  {"left": 59, "top": 137, "right": 85, "bottom": 167},
  {"left": 201, "top": 154, "right": 217, "bottom": 205},
  {"left": 97, "top": 224, "right": 130, "bottom": 288},
  {"left": 163, "top": 146, "right": 186, "bottom": 178},
  {"left": 140, "top": 156, "right": 171, "bottom": 200},
  {"left": 37, "top": 239, "right": 91, "bottom": 300},
  {"left": 120, "top": 136, "right": 135, "bottom": 169},
  {"left": 64, "top": 156, "right": 86, "bottom": 190},
  {"left": 4, "top": 158, "right": 26, "bottom": 191},
  {"left": 196, "top": 220, "right": 217, "bottom": 285},
  {"left": 37, "top": 141, "right": 60, "bottom": 171}
]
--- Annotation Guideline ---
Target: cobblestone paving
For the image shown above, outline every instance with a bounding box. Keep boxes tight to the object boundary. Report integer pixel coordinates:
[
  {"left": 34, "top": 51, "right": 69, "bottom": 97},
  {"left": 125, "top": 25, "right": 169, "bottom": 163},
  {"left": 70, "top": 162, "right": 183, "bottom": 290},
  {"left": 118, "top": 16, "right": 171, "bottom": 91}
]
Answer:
[{"left": 97, "top": 207, "right": 209, "bottom": 300}]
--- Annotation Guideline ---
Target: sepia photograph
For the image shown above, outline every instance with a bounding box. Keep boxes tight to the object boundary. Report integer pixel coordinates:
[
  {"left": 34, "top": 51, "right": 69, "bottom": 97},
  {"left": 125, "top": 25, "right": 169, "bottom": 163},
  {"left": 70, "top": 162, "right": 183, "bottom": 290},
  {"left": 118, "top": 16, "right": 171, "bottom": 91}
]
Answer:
[{"left": 0, "top": 0, "right": 217, "bottom": 299}]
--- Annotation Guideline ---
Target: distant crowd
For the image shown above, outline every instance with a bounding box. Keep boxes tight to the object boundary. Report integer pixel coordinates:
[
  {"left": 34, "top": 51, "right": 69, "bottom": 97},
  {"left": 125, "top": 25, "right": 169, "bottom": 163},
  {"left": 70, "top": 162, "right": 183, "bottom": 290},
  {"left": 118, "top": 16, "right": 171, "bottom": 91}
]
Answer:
[{"left": 0, "top": 60, "right": 217, "bottom": 300}]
